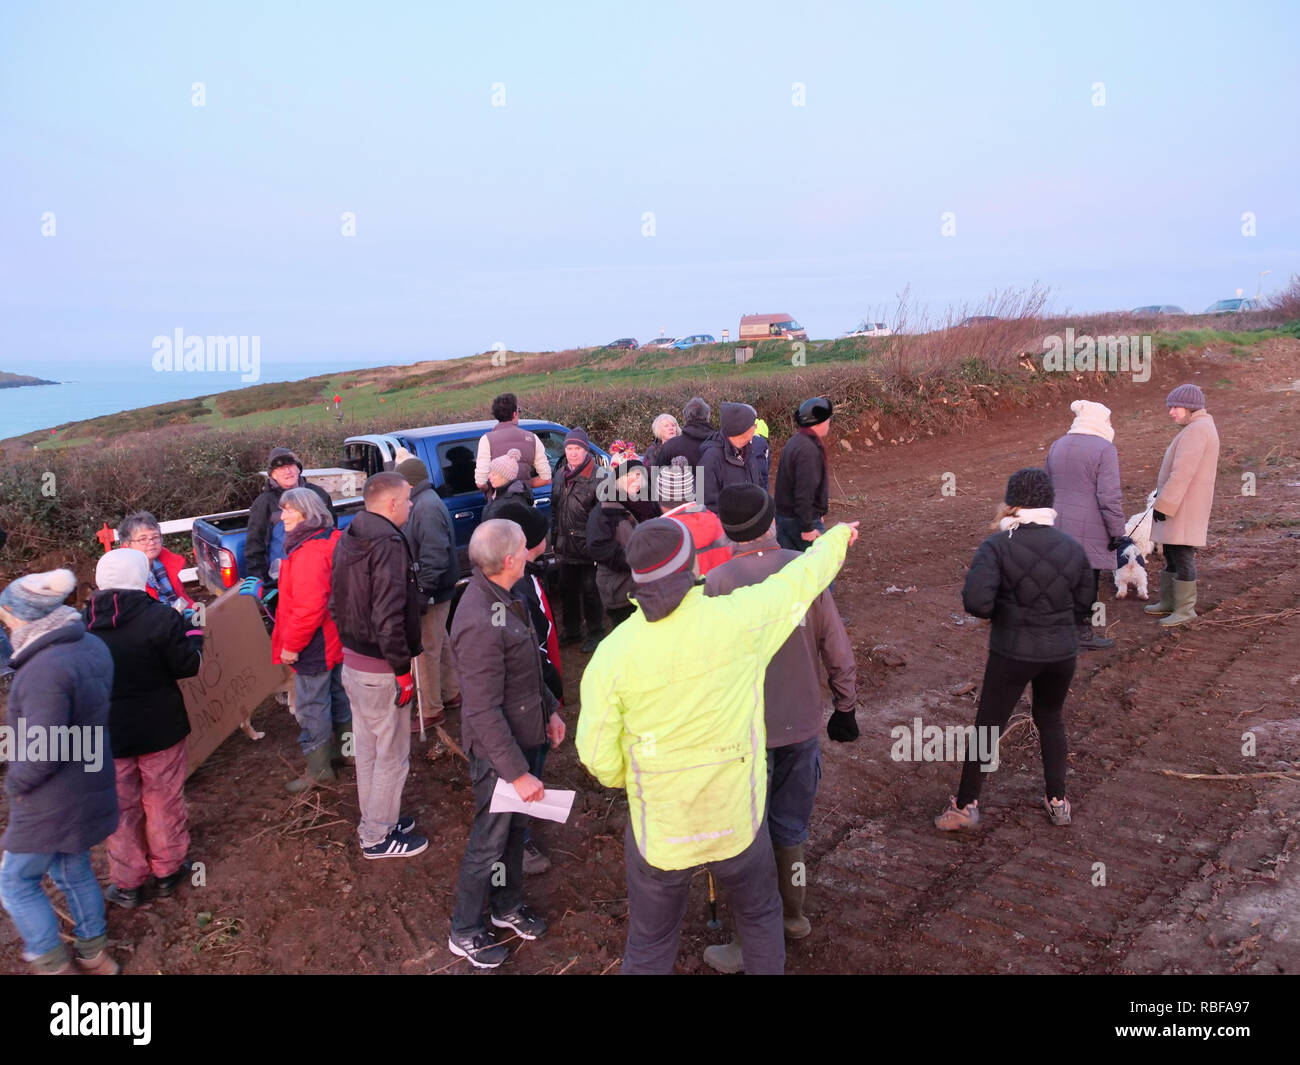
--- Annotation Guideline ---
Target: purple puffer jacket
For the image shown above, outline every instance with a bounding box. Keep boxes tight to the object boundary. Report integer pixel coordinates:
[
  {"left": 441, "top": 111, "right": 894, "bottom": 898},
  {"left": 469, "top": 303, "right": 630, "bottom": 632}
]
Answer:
[{"left": 1045, "top": 432, "right": 1127, "bottom": 570}]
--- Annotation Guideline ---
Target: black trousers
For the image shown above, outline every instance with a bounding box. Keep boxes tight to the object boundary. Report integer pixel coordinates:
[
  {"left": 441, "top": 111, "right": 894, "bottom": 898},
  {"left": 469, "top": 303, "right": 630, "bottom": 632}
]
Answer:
[
  {"left": 1161, "top": 544, "right": 1196, "bottom": 580},
  {"left": 956, "top": 652, "right": 1074, "bottom": 808},
  {"left": 557, "top": 561, "right": 604, "bottom": 638}
]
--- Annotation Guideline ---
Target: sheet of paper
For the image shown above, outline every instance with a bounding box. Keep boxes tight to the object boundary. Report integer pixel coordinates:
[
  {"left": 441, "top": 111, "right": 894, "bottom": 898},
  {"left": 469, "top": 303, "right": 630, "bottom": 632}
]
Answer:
[{"left": 489, "top": 776, "right": 576, "bottom": 824}]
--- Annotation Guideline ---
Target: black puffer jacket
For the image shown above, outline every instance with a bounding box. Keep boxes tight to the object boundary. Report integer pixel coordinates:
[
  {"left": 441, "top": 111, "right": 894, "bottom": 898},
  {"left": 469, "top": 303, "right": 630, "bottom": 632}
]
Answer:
[
  {"left": 774, "top": 429, "right": 828, "bottom": 532},
  {"left": 587, "top": 499, "right": 644, "bottom": 611},
  {"left": 962, "top": 522, "right": 1093, "bottom": 662},
  {"left": 551, "top": 454, "right": 602, "bottom": 562},
  {"left": 657, "top": 419, "right": 714, "bottom": 469},
  {"left": 246, "top": 473, "right": 336, "bottom": 583},
  {"left": 329, "top": 510, "right": 423, "bottom": 674},
  {"left": 85, "top": 589, "right": 202, "bottom": 758},
  {"left": 699, "top": 434, "right": 765, "bottom": 512}
]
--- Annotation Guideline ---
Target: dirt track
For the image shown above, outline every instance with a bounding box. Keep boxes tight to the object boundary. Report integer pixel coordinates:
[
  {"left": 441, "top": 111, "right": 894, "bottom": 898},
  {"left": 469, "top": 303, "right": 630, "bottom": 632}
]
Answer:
[{"left": 3, "top": 341, "right": 1298, "bottom": 975}]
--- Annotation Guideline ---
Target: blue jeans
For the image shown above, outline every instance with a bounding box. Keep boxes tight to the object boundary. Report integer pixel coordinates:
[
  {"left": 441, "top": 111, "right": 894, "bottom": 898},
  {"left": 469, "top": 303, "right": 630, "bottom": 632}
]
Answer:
[
  {"left": 294, "top": 664, "right": 352, "bottom": 755},
  {"left": 766, "top": 737, "right": 822, "bottom": 847},
  {"left": 776, "top": 515, "right": 826, "bottom": 553},
  {"left": 0, "top": 849, "right": 106, "bottom": 958}
]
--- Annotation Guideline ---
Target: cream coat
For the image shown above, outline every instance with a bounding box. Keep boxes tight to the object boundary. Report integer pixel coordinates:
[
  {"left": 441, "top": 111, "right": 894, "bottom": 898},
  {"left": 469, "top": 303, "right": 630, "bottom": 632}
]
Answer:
[{"left": 1153, "top": 410, "right": 1220, "bottom": 548}]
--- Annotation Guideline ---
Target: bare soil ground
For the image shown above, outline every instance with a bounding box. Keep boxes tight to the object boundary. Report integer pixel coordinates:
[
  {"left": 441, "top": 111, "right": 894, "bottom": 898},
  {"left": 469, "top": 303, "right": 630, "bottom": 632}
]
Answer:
[{"left": 3, "top": 341, "right": 1298, "bottom": 975}]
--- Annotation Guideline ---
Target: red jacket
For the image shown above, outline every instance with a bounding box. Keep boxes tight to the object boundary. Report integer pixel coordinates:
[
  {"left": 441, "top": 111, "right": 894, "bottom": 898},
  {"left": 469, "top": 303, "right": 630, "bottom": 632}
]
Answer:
[
  {"left": 272, "top": 529, "right": 343, "bottom": 672},
  {"left": 662, "top": 503, "right": 732, "bottom": 576}
]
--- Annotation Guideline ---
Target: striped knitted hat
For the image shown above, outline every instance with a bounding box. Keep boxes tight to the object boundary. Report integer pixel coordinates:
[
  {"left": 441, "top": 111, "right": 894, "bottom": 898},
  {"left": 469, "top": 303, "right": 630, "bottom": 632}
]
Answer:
[
  {"left": 627, "top": 518, "right": 696, "bottom": 584},
  {"left": 656, "top": 455, "right": 696, "bottom": 504}
]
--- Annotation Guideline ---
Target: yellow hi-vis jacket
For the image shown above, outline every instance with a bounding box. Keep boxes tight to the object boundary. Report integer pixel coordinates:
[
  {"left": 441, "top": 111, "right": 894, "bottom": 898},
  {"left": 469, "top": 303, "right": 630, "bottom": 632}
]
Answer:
[{"left": 576, "top": 524, "right": 849, "bottom": 870}]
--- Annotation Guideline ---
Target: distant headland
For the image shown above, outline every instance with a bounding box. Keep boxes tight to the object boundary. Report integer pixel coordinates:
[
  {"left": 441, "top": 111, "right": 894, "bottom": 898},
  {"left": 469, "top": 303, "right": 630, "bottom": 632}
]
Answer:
[{"left": 0, "top": 371, "right": 58, "bottom": 389}]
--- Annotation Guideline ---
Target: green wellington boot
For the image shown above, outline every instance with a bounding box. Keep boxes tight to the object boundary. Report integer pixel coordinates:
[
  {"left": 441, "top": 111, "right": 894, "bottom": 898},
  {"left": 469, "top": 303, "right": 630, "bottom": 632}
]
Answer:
[
  {"left": 286, "top": 744, "right": 336, "bottom": 794},
  {"left": 774, "top": 843, "right": 812, "bottom": 939},
  {"left": 1159, "top": 579, "right": 1198, "bottom": 627},
  {"left": 702, "top": 935, "right": 744, "bottom": 974},
  {"left": 1144, "top": 572, "right": 1176, "bottom": 616}
]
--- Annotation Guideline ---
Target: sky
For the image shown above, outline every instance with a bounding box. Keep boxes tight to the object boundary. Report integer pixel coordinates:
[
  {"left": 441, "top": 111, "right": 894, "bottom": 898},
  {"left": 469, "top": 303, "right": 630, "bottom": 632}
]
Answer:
[{"left": 1, "top": 0, "right": 1297, "bottom": 390}]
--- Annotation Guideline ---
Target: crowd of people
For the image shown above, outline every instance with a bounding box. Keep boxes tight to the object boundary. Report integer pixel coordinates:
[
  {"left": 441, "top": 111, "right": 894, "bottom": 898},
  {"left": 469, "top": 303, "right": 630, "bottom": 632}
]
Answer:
[{"left": 0, "top": 382, "right": 1220, "bottom": 974}]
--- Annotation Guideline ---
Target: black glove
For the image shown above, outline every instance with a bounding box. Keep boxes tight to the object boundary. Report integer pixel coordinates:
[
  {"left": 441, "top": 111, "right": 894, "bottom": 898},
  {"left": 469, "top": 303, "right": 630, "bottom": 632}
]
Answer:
[
  {"left": 827, "top": 710, "right": 859, "bottom": 743},
  {"left": 1152, "top": 510, "right": 1166, "bottom": 522}
]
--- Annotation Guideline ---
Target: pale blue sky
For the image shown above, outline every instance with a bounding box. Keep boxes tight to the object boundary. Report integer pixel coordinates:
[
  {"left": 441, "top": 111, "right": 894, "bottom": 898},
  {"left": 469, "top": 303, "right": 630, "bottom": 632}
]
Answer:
[{"left": 1, "top": 0, "right": 1296, "bottom": 385}]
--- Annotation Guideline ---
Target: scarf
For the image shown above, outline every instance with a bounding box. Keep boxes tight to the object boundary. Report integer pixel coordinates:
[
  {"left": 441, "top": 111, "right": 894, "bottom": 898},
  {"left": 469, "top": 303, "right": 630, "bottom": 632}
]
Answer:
[
  {"left": 148, "top": 557, "right": 179, "bottom": 606},
  {"left": 999, "top": 507, "right": 1058, "bottom": 534},
  {"left": 1066, "top": 400, "right": 1115, "bottom": 442},
  {"left": 285, "top": 515, "right": 332, "bottom": 556},
  {"left": 10, "top": 605, "right": 83, "bottom": 657}
]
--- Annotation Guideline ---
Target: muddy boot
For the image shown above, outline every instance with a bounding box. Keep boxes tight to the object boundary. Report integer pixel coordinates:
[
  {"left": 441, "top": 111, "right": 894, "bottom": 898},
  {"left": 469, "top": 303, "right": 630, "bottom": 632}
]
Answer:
[
  {"left": 29, "top": 943, "right": 73, "bottom": 975},
  {"left": 1144, "top": 571, "right": 1175, "bottom": 616},
  {"left": 286, "top": 744, "right": 336, "bottom": 794},
  {"left": 1159, "top": 579, "right": 1198, "bottom": 627},
  {"left": 702, "top": 934, "right": 744, "bottom": 974},
  {"left": 331, "top": 723, "right": 355, "bottom": 768},
  {"left": 73, "top": 934, "right": 120, "bottom": 975},
  {"left": 774, "top": 843, "right": 812, "bottom": 939},
  {"left": 1077, "top": 624, "right": 1113, "bottom": 650}
]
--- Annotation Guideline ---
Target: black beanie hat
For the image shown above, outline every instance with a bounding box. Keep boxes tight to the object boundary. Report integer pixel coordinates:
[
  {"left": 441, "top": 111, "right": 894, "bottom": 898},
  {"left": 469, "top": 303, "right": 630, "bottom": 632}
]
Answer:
[
  {"left": 268, "top": 446, "right": 303, "bottom": 474},
  {"left": 720, "top": 402, "right": 757, "bottom": 438},
  {"left": 493, "top": 500, "right": 549, "bottom": 550},
  {"left": 718, "top": 483, "right": 775, "bottom": 542},
  {"left": 1005, "top": 467, "right": 1055, "bottom": 509}
]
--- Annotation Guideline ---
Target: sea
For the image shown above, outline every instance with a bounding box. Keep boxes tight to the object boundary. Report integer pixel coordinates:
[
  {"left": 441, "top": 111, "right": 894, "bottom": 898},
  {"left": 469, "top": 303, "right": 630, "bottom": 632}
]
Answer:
[{"left": 0, "top": 355, "right": 400, "bottom": 440}]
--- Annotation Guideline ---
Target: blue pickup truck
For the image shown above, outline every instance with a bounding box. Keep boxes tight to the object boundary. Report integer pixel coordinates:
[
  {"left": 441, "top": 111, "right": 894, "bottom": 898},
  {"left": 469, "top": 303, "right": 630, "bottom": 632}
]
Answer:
[{"left": 191, "top": 420, "right": 608, "bottom": 596}]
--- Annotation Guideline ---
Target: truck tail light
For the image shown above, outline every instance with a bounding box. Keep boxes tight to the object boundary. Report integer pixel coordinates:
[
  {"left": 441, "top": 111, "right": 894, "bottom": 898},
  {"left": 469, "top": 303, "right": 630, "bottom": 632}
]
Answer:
[{"left": 218, "top": 549, "right": 237, "bottom": 588}]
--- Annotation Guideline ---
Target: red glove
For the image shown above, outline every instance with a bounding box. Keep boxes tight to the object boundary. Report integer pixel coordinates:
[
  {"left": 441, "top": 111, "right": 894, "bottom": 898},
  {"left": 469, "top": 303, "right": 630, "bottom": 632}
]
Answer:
[{"left": 394, "top": 673, "right": 415, "bottom": 707}]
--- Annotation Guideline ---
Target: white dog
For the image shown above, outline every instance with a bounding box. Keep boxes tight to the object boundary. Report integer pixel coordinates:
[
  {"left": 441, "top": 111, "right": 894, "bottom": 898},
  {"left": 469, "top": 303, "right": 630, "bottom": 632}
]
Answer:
[{"left": 1114, "top": 490, "right": 1157, "bottom": 599}]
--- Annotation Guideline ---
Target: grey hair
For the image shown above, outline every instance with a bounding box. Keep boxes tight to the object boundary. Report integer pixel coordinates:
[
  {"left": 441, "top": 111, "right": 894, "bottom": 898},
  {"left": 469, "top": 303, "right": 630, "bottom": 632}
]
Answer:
[
  {"left": 682, "top": 397, "right": 710, "bottom": 424},
  {"left": 118, "top": 511, "right": 161, "bottom": 543},
  {"left": 651, "top": 413, "right": 680, "bottom": 442},
  {"left": 468, "top": 518, "right": 526, "bottom": 577},
  {"left": 281, "top": 487, "right": 333, "bottom": 528}
]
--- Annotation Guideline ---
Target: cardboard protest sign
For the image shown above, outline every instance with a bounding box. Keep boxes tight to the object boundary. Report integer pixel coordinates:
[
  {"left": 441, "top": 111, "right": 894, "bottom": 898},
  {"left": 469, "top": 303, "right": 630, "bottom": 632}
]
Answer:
[{"left": 180, "top": 588, "right": 287, "bottom": 776}]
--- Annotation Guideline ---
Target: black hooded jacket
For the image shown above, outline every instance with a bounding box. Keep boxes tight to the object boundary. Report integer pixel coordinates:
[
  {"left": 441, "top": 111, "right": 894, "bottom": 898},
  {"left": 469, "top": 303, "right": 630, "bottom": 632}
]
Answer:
[
  {"left": 656, "top": 419, "right": 715, "bottom": 470},
  {"left": 329, "top": 510, "right": 423, "bottom": 674},
  {"left": 246, "top": 449, "right": 337, "bottom": 583},
  {"left": 85, "top": 589, "right": 202, "bottom": 758}
]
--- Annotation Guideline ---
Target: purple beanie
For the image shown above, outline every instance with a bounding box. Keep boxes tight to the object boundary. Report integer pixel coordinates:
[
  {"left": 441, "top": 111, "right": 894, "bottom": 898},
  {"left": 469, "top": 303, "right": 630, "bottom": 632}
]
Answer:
[{"left": 1166, "top": 383, "right": 1205, "bottom": 410}]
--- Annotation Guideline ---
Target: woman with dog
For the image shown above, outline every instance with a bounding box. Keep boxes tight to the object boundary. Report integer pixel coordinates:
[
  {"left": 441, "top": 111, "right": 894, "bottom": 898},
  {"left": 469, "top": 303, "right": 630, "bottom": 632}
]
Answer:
[
  {"left": 1045, "top": 400, "right": 1128, "bottom": 651},
  {"left": 935, "top": 468, "right": 1094, "bottom": 831},
  {"left": 1145, "top": 384, "right": 1220, "bottom": 627}
]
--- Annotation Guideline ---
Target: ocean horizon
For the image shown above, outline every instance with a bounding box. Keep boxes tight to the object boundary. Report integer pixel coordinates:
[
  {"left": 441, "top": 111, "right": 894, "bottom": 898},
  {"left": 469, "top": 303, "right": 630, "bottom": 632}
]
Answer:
[{"left": 0, "top": 353, "right": 416, "bottom": 439}]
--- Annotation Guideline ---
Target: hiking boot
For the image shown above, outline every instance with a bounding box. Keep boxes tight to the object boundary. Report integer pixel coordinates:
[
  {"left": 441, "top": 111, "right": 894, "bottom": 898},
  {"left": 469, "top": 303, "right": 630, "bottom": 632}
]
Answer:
[
  {"left": 522, "top": 840, "right": 552, "bottom": 875},
  {"left": 74, "top": 936, "right": 120, "bottom": 975},
  {"left": 448, "top": 929, "right": 509, "bottom": 969},
  {"left": 580, "top": 631, "right": 606, "bottom": 654},
  {"left": 702, "top": 936, "right": 744, "bottom": 974},
  {"left": 1044, "top": 796, "right": 1073, "bottom": 826},
  {"left": 155, "top": 860, "right": 193, "bottom": 898},
  {"left": 361, "top": 829, "right": 429, "bottom": 860},
  {"left": 104, "top": 883, "right": 144, "bottom": 909},
  {"left": 774, "top": 843, "right": 811, "bottom": 939},
  {"left": 1077, "top": 624, "right": 1114, "bottom": 651},
  {"left": 1144, "top": 571, "right": 1176, "bottom": 615},
  {"left": 331, "top": 724, "right": 355, "bottom": 767},
  {"left": 1159, "top": 579, "right": 1198, "bottom": 627},
  {"left": 490, "top": 904, "right": 548, "bottom": 940},
  {"left": 934, "top": 797, "right": 981, "bottom": 832},
  {"left": 286, "top": 743, "right": 336, "bottom": 794}
]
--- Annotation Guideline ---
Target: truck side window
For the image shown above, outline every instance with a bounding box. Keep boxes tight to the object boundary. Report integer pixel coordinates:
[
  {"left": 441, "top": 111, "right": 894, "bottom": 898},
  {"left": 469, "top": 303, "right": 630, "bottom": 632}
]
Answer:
[
  {"left": 437, "top": 441, "right": 478, "bottom": 497},
  {"left": 535, "top": 429, "right": 569, "bottom": 480}
]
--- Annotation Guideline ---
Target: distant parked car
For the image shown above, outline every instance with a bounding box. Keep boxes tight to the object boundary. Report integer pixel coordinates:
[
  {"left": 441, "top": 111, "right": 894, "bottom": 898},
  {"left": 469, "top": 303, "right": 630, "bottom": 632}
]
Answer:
[
  {"left": 605, "top": 337, "right": 639, "bottom": 350},
  {"left": 1132, "top": 305, "right": 1186, "bottom": 316},
  {"left": 958, "top": 316, "right": 998, "bottom": 326},
  {"left": 1204, "top": 298, "right": 1260, "bottom": 314},
  {"left": 646, "top": 337, "right": 677, "bottom": 350},
  {"left": 671, "top": 334, "right": 716, "bottom": 349},
  {"left": 845, "top": 321, "right": 893, "bottom": 338}
]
